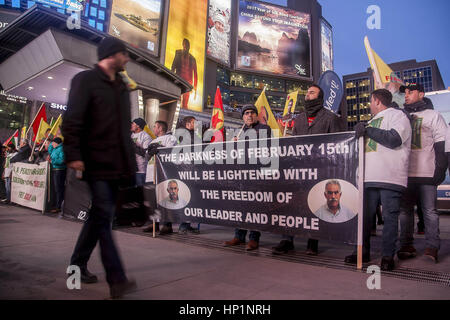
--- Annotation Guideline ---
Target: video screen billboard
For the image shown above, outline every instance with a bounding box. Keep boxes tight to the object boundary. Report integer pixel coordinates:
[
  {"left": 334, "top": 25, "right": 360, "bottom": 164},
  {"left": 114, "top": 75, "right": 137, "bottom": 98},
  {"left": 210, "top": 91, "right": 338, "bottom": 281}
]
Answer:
[
  {"left": 237, "top": 0, "right": 311, "bottom": 78},
  {"left": 164, "top": 0, "right": 207, "bottom": 112},
  {"left": 206, "top": 0, "right": 232, "bottom": 66},
  {"left": 109, "top": 0, "right": 162, "bottom": 56},
  {"left": 321, "top": 19, "right": 333, "bottom": 73},
  {"left": 35, "top": 0, "right": 84, "bottom": 11}
]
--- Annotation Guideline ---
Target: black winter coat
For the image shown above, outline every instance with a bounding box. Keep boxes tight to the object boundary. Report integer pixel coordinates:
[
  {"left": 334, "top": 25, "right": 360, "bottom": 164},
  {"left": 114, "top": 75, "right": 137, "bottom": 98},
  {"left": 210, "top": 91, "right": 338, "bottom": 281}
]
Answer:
[
  {"left": 10, "top": 144, "right": 32, "bottom": 164},
  {"left": 62, "top": 65, "right": 136, "bottom": 181},
  {"left": 292, "top": 108, "right": 342, "bottom": 136}
]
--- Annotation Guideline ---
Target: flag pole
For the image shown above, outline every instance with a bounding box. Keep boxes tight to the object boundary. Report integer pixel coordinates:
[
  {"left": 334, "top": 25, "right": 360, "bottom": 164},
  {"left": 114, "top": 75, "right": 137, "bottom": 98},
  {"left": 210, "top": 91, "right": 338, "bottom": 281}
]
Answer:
[
  {"left": 26, "top": 102, "right": 45, "bottom": 136},
  {"left": 29, "top": 119, "right": 43, "bottom": 162}
]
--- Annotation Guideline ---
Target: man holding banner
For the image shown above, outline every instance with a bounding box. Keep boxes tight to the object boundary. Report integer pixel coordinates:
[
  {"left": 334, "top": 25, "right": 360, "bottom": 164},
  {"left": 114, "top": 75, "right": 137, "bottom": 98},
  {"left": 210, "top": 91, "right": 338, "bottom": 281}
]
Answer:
[
  {"left": 273, "top": 84, "right": 341, "bottom": 256},
  {"left": 346, "top": 89, "right": 411, "bottom": 271},
  {"left": 224, "top": 104, "right": 271, "bottom": 251}
]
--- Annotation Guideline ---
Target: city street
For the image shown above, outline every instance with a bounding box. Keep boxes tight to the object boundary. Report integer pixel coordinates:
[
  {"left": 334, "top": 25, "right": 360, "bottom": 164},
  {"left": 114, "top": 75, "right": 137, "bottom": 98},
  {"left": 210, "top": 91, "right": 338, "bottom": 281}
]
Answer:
[{"left": 0, "top": 203, "right": 449, "bottom": 300}]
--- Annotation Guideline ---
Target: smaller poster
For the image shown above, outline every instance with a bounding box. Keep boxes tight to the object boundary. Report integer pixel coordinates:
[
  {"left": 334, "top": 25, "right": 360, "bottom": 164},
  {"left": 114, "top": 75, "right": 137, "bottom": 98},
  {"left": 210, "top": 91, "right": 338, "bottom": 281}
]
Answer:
[
  {"left": 11, "top": 162, "right": 49, "bottom": 212},
  {"left": 320, "top": 19, "right": 333, "bottom": 73},
  {"left": 207, "top": 0, "right": 232, "bottom": 65}
]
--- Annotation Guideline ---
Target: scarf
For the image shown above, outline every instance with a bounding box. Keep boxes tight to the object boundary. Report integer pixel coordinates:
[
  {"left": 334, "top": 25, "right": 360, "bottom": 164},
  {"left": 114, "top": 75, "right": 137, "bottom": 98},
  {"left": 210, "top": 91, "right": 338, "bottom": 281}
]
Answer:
[{"left": 304, "top": 98, "right": 324, "bottom": 117}]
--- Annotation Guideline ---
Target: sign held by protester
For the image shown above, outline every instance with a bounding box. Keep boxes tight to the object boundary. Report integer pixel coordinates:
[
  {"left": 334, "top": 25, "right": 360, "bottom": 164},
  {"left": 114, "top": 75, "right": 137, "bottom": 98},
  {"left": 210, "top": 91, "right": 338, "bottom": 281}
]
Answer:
[
  {"left": 156, "top": 132, "right": 361, "bottom": 244},
  {"left": 11, "top": 162, "right": 48, "bottom": 212}
]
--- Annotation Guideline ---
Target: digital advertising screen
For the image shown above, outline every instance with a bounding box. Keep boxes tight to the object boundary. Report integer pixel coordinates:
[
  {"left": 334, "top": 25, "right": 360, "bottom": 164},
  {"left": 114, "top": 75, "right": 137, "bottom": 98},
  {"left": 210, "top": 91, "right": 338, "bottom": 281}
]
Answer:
[
  {"left": 164, "top": 0, "right": 207, "bottom": 112},
  {"left": 109, "top": 0, "right": 162, "bottom": 56},
  {"left": 237, "top": 0, "right": 311, "bottom": 78},
  {"left": 321, "top": 19, "right": 334, "bottom": 73},
  {"left": 35, "top": 0, "right": 84, "bottom": 11},
  {"left": 206, "top": 0, "right": 232, "bottom": 66}
]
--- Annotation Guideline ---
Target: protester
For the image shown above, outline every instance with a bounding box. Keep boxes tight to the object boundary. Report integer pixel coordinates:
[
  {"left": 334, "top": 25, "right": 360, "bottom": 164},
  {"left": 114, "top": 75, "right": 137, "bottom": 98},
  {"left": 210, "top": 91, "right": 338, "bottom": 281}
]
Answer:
[
  {"left": 273, "top": 84, "right": 342, "bottom": 256},
  {"left": 345, "top": 89, "right": 412, "bottom": 271},
  {"left": 1, "top": 143, "right": 18, "bottom": 204},
  {"left": 174, "top": 116, "right": 200, "bottom": 234},
  {"left": 142, "top": 120, "right": 178, "bottom": 234},
  {"left": 47, "top": 137, "right": 66, "bottom": 213},
  {"left": 224, "top": 104, "right": 271, "bottom": 251},
  {"left": 398, "top": 83, "right": 448, "bottom": 263},
  {"left": 62, "top": 36, "right": 137, "bottom": 298},
  {"left": 10, "top": 139, "right": 32, "bottom": 164},
  {"left": 131, "top": 117, "right": 152, "bottom": 187}
]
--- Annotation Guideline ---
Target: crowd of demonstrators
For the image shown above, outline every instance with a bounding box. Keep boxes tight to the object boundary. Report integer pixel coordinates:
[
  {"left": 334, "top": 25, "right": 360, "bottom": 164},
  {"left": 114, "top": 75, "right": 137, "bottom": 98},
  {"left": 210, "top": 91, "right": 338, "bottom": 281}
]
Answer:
[
  {"left": 48, "top": 137, "right": 66, "bottom": 213},
  {"left": 62, "top": 37, "right": 137, "bottom": 299},
  {"left": 131, "top": 118, "right": 152, "bottom": 187},
  {"left": 224, "top": 104, "right": 271, "bottom": 251},
  {"left": 273, "top": 84, "right": 342, "bottom": 256},
  {"left": 1, "top": 143, "right": 18, "bottom": 204},
  {"left": 397, "top": 84, "right": 448, "bottom": 263}
]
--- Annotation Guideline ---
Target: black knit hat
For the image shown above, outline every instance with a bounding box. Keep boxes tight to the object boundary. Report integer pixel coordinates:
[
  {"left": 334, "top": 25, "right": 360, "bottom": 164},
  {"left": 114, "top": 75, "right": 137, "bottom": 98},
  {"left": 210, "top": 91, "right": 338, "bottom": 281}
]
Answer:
[
  {"left": 53, "top": 137, "right": 63, "bottom": 144},
  {"left": 97, "top": 37, "right": 127, "bottom": 61},
  {"left": 241, "top": 104, "right": 258, "bottom": 117},
  {"left": 399, "top": 83, "right": 425, "bottom": 93},
  {"left": 133, "top": 118, "right": 147, "bottom": 130}
]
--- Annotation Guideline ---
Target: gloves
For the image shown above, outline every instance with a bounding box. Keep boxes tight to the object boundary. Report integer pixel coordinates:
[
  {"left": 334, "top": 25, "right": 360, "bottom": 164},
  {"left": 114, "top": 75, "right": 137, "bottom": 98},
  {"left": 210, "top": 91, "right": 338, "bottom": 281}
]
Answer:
[
  {"left": 147, "top": 143, "right": 160, "bottom": 158},
  {"left": 354, "top": 122, "right": 367, "bottom": 138}
]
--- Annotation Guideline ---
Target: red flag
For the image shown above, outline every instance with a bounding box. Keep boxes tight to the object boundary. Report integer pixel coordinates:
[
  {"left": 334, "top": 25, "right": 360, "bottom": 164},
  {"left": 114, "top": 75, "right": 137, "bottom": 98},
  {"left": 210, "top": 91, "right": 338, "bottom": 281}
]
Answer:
[
  {"left": 210, "top": 87, "right": 224, "bottom": 142},
  {"left": 2, "top": 129, "right": 19, "bottom": 147},
  {"left": 30, "top": 103, "right": 47, "bottom": 142}
]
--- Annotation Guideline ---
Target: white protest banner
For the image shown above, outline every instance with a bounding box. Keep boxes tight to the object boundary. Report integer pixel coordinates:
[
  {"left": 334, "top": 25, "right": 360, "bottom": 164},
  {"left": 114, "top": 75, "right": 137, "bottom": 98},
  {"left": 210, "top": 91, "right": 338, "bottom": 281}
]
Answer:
[{"left": 11, "top": 162, "right": 48, "bottom": 212}]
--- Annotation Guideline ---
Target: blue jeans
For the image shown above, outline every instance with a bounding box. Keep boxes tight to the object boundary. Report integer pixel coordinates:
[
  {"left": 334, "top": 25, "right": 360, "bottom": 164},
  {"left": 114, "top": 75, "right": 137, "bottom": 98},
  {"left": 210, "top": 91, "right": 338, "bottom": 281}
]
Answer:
[
  {"left": 5, "top": 177, "right": 11, "bottom": 201},
  {"left": 234, "top": 229, "right": 261, "bottom": 242},
  {"left": 399, "top": 184, "right": 440, "bottom": 250},
  {"left": 70, "top": 180, "right": 127, "bottom": 285},
  {"left": 52, "top": 169, "right": 66, "bottom": 209},
  {"left": 361, "top": 188, "right": 403, "bottom": 258},
  {"left": 135, "top": 173, "right": 146, "bottom": 187}
]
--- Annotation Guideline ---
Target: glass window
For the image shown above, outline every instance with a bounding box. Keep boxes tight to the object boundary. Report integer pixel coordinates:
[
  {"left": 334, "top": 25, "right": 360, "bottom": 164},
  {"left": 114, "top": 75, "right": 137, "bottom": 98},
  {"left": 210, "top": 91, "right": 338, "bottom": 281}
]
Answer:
[
  {"left": 12, "top": 0, "right": 20, "bottom": 8},
  {"left": 101, "top": 0, "right": 107, "bottom": 8},
  {"left": 230, "top": 73, "right": 253, "bottom": 89},
  {"left": 90, "top": 7, "right": 97, "bottom": 17},
  {"left": 96, "top": 22, "right": 103, "bottom": 31},
  {"left": 27, "top": 1, "right": 35, "bottom": 8},
  {"left": 98, "top": 10, "right": 105, "bottom": 20},
  {"left": 217, "top": 68, "right": 230, "bottom": 86}
]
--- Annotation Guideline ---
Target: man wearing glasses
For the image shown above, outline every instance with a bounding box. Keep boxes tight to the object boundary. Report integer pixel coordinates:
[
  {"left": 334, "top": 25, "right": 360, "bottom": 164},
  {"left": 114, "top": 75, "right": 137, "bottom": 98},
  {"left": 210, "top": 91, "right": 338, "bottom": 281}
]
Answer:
[{"left": 314, "top": 180, "right": 355, "bottom": 223}]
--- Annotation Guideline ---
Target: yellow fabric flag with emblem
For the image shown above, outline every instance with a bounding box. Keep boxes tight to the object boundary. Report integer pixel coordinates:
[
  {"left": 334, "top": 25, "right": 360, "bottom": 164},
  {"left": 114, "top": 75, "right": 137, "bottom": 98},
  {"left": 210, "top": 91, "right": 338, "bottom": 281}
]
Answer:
[
  {"left": 255, "top": 88, "right": 282, "bottom": 137},
  {"left": 35, "top": 119, "right": 51, "bottom": 143},
  {"left": 49, "top": 114, "right": 63, "bottom": 139},
  {"left": 283, "top": 91, "right": 298, "bottom": 117}
]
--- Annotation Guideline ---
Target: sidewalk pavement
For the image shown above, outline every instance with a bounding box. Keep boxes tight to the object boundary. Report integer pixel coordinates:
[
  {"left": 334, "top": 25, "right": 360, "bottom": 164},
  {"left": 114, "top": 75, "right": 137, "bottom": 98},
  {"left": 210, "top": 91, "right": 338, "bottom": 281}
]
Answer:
[{"left": 0, "top": 203, "right": 449, "bottom": 300}]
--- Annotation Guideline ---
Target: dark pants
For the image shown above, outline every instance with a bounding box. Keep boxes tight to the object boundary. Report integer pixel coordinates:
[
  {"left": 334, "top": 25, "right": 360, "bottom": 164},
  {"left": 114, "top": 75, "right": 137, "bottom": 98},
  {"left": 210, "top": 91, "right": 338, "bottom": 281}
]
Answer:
[
  {"left": 235, "top": 229, "right": 261, "bottom": 242},
  {"left": 361, "top": 188, "right": 402, "bottom": 258},
  {"left": 70, "top": 180, "right": 127, "bottom": 285},
  {"left": 52, "top": 169, "right": 66, "bottom": 209}
]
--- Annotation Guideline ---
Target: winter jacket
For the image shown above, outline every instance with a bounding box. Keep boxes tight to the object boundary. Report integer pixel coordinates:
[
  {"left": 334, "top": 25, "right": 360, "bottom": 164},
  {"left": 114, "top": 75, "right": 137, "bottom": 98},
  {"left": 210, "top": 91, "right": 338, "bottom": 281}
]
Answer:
[
  {"left": 292, "top": 108, "right": 342, "bottom": 136},
  {"left": 62, "top": 65, "right": 136, "bottom": 181},
  {"left": 10, "top": 144, "right": 32, "bottom": 164},
  {"left": 48, "top": 144, "right": 66, "bottom": 170}
]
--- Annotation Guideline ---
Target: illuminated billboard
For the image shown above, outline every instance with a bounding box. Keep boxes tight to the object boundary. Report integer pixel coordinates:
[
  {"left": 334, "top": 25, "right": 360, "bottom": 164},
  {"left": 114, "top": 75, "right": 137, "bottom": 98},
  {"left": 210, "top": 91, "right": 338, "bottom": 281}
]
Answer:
[
  {"left": 237, "top": 0, "right": 311, "bottom": 78},
  {"left": 164, "top": 0, "right": 207, "bottom": 112},
  {"left": 321, "top": 19, "right": 333, "bottom": 73},
  {"left": 109, "top": 0, "right": 162, "bottom": 55},
  {"left": 206, "top": 0, "right": 232, "bottom": 66},
  {"left": 35, "top": 0, "right": 84, "bottom": 11}
]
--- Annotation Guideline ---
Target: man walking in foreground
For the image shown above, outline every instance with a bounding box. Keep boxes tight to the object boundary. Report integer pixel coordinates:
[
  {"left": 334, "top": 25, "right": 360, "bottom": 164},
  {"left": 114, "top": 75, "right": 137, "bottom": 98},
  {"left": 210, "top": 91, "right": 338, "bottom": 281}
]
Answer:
[{"left": 62, "top": 37, "right": 137, "bottom": 299}]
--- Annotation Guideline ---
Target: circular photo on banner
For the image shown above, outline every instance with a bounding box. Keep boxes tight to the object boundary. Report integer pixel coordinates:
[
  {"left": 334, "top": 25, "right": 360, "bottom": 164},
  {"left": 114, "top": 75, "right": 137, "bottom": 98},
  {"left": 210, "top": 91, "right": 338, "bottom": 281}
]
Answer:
[
  {"left": 156, "top": 179, "right": 191, "bottom": 210},
  {"left": 307, "top": 179, "right": 358, "bottom": 223}
]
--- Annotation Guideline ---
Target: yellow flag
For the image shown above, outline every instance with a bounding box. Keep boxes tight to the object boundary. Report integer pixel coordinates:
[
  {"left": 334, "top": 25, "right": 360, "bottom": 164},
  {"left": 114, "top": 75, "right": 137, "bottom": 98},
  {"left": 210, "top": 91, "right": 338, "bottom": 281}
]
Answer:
[
  {"left": 120, "top": 70, "right": 137, "bottom": 90},
  {"left": 283, "top": 91, "right": 298, "bottom": 117},
  {"left": 144, "top": 124, "right": 156, "bottom": 139},
  {"left": 49, "top": 114, "right": 63, "bottom": 139},
  {"left": 36, "top": 119, "right": 51, "bottom": 143},
  {"left": 20, "top": 126, "right": 27, "bottom": 140},
  {"left": 255, "top": 89, "right": 282, "bottom": 137}
]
